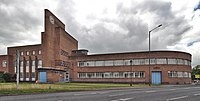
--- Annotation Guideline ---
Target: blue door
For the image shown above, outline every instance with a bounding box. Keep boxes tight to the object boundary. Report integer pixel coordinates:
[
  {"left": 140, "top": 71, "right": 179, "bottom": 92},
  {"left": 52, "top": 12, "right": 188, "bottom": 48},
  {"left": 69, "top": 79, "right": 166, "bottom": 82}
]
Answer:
[
  {"left": 152, "top": 71, "right": 161, "bottom": 84},
  {"left": 39, "top": 72, "right": 47, "bottom": 83}
]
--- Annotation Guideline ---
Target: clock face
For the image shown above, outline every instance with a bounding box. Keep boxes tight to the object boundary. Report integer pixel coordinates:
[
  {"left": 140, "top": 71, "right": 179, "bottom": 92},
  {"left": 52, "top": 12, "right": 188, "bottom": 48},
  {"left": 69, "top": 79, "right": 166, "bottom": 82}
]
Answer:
[{"left": 49, "top": 16, "right": 54, "bottom": 24}]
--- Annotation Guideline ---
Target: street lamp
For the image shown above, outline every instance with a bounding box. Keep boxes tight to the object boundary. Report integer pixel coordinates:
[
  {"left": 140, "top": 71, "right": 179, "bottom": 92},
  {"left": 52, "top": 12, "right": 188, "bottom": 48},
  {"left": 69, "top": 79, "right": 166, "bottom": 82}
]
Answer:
[
  {"left": 130, "top": 60, "right": 133, "bottom": 86},
  {"left": 148, "top": 24, "right": 162, "bottom": 86}
]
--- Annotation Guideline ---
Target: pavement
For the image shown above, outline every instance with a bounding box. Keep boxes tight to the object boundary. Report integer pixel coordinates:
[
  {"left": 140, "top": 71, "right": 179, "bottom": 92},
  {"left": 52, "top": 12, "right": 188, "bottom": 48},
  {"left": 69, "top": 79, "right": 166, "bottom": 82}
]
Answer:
[{"left": 1, "top": 84, "right": 200, "bottom": 101}]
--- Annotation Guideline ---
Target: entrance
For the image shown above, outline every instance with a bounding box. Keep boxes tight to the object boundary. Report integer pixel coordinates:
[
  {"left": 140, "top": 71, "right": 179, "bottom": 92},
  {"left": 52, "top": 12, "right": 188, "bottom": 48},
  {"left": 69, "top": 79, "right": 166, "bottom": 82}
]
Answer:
[
  {"left": 152, "top": 71, "right": 161, "bottom": 84},
  {"left": 65, "top": 72, "right": 69, "bottom": 82},
  {"left": 39, "top": 72, "right": 47, "bottom": 83}
]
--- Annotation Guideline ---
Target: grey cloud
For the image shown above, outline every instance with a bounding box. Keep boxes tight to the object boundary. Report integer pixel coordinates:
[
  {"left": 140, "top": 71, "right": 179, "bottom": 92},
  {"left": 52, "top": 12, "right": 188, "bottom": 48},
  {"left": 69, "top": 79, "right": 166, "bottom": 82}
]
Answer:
[
  {"left": 0, "top": 0, "right": 44, "bottom": 54},
  {"left": 73, "top": 0, "right": 191, "bottom": 54}
]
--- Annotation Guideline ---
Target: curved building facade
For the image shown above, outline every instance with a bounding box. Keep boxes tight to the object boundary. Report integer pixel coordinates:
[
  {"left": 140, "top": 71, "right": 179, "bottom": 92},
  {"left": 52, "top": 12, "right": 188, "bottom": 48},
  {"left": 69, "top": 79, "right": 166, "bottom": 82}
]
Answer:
[
  {"left": 0, "top": 9, "right": 192, "bottom": 84},
  {"left": 72, "top": 51, "right": 192, "bottom": 84}
]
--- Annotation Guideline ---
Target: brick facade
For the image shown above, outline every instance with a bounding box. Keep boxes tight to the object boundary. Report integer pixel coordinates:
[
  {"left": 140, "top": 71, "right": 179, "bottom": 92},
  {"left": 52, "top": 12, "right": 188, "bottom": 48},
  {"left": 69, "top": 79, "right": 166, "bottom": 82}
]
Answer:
[{"left": 0, "top": 9, "right": 192, "bottom": 84}]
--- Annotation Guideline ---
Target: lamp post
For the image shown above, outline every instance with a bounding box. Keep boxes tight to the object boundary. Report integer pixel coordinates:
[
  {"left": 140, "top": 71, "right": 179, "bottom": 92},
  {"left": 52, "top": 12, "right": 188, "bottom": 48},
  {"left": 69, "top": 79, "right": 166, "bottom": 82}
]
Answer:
[
  {"left": 148, "top": 24, "right": 162, "bottom": 86},
  {"left": 130, "top": 60, "right": 133, "bottom": 86}
]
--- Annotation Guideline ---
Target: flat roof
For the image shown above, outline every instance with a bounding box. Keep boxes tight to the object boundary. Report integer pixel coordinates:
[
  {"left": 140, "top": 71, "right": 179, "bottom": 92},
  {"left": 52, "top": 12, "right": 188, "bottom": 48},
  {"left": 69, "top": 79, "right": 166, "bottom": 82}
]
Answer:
[{"left": 86, "top": 50, "right": 191, "bottom": 57}]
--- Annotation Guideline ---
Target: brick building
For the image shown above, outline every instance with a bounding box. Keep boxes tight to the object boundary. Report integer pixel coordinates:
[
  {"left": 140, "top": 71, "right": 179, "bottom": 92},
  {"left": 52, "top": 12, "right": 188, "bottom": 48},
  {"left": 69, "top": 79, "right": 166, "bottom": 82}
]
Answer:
[{"left": 0, "top": 9, "right": 192, "bottom": 84}]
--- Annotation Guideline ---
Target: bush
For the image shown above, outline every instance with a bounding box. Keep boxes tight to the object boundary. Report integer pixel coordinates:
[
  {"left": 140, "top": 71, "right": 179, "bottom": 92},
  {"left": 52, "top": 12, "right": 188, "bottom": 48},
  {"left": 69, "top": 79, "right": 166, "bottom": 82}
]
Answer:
[{"left": 0, "top": 72, "right": 11, "bottom": 82}]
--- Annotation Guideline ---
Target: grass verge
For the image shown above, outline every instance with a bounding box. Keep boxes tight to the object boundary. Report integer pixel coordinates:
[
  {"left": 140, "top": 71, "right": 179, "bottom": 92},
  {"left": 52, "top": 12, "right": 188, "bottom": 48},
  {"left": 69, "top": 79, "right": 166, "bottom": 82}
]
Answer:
[{"left": 0, "top": 82, "right": 148, "bottom": 95}]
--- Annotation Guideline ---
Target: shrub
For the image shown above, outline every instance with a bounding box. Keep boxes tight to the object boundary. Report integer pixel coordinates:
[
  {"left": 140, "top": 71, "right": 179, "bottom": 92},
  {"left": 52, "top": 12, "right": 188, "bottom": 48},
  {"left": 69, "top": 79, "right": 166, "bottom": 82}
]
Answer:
[{"left": 0, "top": 72, "right": 11, "bottom": 82}]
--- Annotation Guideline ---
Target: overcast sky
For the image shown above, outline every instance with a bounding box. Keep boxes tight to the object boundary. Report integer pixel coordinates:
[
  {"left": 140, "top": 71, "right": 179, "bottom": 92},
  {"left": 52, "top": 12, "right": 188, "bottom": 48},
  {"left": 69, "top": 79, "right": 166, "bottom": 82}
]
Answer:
[{"left": 0, "top": 0, "right": 200, "bottom": 67}]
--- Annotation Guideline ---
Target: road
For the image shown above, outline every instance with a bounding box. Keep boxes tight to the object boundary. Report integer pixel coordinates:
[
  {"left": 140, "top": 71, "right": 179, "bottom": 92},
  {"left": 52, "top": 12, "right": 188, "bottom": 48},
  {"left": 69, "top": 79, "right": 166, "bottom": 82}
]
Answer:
[{"left": 1, "top": 85, "right": 200, "bottom": 101}]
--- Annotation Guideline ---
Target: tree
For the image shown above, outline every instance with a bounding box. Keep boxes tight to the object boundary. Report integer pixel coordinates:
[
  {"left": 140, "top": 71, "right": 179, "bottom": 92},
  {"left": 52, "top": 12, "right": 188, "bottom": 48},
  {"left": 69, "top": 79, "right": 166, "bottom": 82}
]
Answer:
[{"left": 192, "top": 65, "right": 200, "bottom": 80}]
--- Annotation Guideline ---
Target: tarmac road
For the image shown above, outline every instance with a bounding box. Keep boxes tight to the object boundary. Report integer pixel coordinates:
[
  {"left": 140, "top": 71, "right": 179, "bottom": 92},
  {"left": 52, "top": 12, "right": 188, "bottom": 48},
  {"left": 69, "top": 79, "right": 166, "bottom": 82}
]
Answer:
[{"left": 1, "top": 85, "right": 200, "bottom": 101}]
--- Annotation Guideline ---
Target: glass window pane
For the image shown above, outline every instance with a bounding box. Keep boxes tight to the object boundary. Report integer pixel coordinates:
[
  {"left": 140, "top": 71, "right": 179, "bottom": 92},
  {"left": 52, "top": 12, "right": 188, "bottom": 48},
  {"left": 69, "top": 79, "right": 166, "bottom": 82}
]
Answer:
[
  {"left": 114, "top": 60, "right": 124, "bottom": 66},
  {"left": 96, "top": 61, "right": 104, "bottom": 66},
  {"left": 105, "top": 60, "right": 113, "bottom": 66},
  {"left": 86, "top": 61, "right": 95, "bottom": 67},
  {"left": 157, "top": 58, "right": 167, "bottom": 64},
  {"left": 168, "top": 59, "right": 177, "bottom": 64}
]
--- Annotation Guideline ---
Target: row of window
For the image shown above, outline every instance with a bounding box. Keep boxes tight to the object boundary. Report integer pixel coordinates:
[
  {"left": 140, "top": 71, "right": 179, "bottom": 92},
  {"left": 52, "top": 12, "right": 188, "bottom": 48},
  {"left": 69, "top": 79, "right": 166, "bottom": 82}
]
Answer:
[
  {"left": 20, "top": 72, "right": 35, "bottom": 78},
  {"left": 20, "top": 50, "right": 41, "bottom": 56},
  {"left": 168, "top": 71, "right": 191, "bottom": 78},
  {"left": 19, "top": 60, "right": 42, "bottom": 67},
  {"left": 15, "top": 60, "right": 42, "bottom": 73},
  {"left": 78, "top": 71, "right": 191, "bottom": 79},
  {"left": 78, "top": 58, "right": 191, "bottom": 67},
  {"left": 78, "top": 72, "right": 145, "bottom": 78}
]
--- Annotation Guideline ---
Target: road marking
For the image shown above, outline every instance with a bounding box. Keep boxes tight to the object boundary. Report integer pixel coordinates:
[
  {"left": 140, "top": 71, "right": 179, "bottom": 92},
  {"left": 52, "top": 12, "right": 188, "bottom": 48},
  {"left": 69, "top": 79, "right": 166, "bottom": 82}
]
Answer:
[
  {"left": 166, "top": 96, "right": 188, "bottom": 101},
  {"left": 74, "top": 92, "right": 98, "bottom": 96},
  {"left": 169, "top": 89, "right": 176, "bottom": 91},
  {"left": 111, "top": 97, "right": 134, "bottom": 101},
  {"left": 194, "top": 93, "right": 200, "bottom": 96},
  {"left": 145, "top": 90, "right": 156, "bottom": 93}
]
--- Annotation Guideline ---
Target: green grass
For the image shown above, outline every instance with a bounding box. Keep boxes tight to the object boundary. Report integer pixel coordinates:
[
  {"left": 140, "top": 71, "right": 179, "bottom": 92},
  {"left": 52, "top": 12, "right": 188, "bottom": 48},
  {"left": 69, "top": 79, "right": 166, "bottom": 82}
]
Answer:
[{"left": 0, "top": 82, "right": 148, "bottom": 95}]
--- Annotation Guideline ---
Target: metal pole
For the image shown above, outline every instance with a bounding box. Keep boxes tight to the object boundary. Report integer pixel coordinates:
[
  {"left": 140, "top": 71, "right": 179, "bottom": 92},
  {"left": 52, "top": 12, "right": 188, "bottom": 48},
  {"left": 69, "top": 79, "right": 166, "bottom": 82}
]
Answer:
[
  {"left": 148, "top": 24, "right": 162, "bottom": 86},
  {"left": 149, "top": 31, "right": 151, "bottom": 86},
  {"left": 16, "top": 50, "right": 20, "bottom": 89},
  {"left": 130, "top": 60, "right": 133, "bottom": 86}
]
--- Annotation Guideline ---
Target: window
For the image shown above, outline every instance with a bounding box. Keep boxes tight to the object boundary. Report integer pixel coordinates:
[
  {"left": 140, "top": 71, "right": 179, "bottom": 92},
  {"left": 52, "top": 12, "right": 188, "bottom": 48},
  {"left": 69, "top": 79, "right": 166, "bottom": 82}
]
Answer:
[
  {"left": 86, "top": 61, "right": 95, "bottom": 67},
  {"left": 38, "top": 50, "right": 42, "bottom": 55},
  {"left": 168, "top": 71, "right": 177, "bottom": 77},
  {"left": 32, "top": 61, "right": 35, "bottom": 66},
  {"left": 177, "top": 59, "right": 184, "bottom": 65},
  {"left": 20, "top": 61, "right": 23, "bottom": 72},
  {"left": 32, "top": 61, "right": 35, "bottom": 72},
  {"left": 184, "top": 60, "right": 188, "bottom": 65},
  {"left": 96, "top": 72, "right": 103, "bottom": 78},
  {"left": 113, "top": 72, "right": 119, "bottom": 78},
  {"left": 26, "top": 61, "right": 29, "bottom": 66},
  {"left": 105, "top": 60, "right": 113, "bottom": 66},
  {"left": 2, "top": 60, "right": 7, "bottom": 67},
  {"left": 78, "top": 72, "right": 87, "bottom": 78},
  {"left": 156, "top": 58, "right": 167, "bottom": 64},
  {"left": 38, "top": 60, "right": 42, "bottom": 68},
  {"left": 20, "top": 52, "right": 23, "bottom": 56},
  {"left": 183, "top": 72, "right": 188, "bottom": 78},
  {"left": 26, "top": 61, "right": 29, "bottom": 72},
  {"left": 26, "top": 72, "right": 29, "bottom": 78},
  {"left": 144, "top": 59, "right": 149, "bottom": 65},
  {"left": 114, "top": 60, "right": 124, "bottom": 66},
  {"left": 124, "top": 60, "right": 131, "bottom": 65},
  {"left": 150, "top": 58, "right": 156, "bottom": 64},
  {"left": 133, "top": 59, "right": 140, "bottom": 65},
  {"left": 78, "top": 72, "right": 145, "bottom": 79},
  {"left": 177, "top": 72, "right": 183, "bottom": 78},
  {"left": 78, "top": 61, "right": 85, "bottom": 67},
  {"left": 26, "top": 51, "right": 29, "bottom": 55},
  {"left": 139, "top": 59, "right": 145, "bottom": 65},
  {"left": 32, "top": 72, "right": 35, "bottom": 78},
  {"left": 20, "top": 73, "right": 23, "bottom": 78},
  {"left": 168, "top": 59, "right": 177, "bottom": 64},
  {"left": 95, "top": 61, "right": 104, "bottom": 66},
  {"left": 32, "top": 51, "right": 35, "bottom": 55}
]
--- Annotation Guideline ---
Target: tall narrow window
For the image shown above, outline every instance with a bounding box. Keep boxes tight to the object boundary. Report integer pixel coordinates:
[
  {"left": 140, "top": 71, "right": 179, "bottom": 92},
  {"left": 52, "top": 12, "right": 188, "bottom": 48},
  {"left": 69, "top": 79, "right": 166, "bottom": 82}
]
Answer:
[
  {"left": 32, "top": 51, "right": 35, "bottom": 55},
  {"left": 20, "top": 52, "right": 23, "bottom": 56},
  {"left": 32, "top": 61, "right": 35, "bottom": 72},
  {"left": 20, "top": 61, "right": 23, "bottom": 73},
  {"left": 38, "top": 60, "right": 42, "bottom": 68},
  {"left": 2, "top": 60, "right": 7, "bottom": 67},
  {"left": 38, "top": 50, "right": 42, "bottom": 55},
  {"left": 26, "top": 51, "right": 29, "bottom": 56}
]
